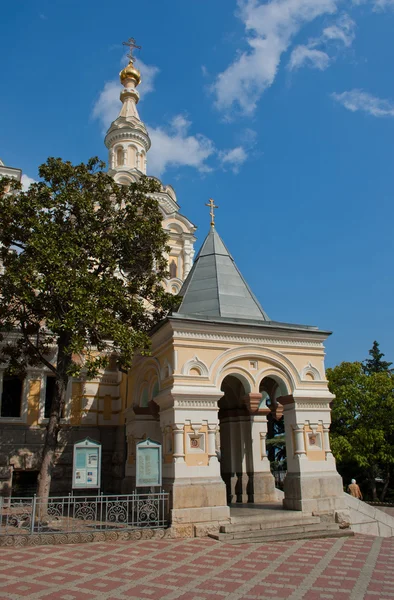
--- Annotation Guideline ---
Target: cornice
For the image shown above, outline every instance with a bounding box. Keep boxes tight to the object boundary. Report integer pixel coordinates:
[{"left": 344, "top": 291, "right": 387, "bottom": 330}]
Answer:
[
  {"left": 105, "top": 129, "right": 151, "bottom": 152},
  {"left": 173, "top": 330, "right": 323, "bottom": 348}
]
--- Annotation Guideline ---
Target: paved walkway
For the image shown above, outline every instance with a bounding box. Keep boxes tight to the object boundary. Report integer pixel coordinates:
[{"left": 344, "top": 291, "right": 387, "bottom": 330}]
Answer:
[{"left": 0, "top": 534, "right": 393, "bottom": 600}]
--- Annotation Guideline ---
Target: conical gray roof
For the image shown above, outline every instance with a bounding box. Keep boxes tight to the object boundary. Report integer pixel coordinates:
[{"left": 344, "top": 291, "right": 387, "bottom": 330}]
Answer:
[{"left": 175, "top": 227, "right": 269, "bottom": 321}]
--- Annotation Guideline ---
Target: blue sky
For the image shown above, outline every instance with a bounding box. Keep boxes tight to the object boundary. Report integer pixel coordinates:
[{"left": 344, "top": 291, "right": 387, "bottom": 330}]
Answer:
[{"left": 1, "top": 0, "right": 394, "bottom": 367}]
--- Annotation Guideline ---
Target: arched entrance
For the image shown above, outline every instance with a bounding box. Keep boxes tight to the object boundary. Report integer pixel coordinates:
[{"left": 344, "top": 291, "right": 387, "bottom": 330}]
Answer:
[
  {"left": 218, "top": 373, "right": 277, "bottom": 505},
  {"left": 259, "top": 376, "right": 287, "bottom": 489},
  {"left": 219, "top": 374, "right": 251, "bottom": 504}
]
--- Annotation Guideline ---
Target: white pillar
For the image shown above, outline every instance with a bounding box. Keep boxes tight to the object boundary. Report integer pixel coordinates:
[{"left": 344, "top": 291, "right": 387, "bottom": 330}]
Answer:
[
  {"left": 208, "top": 424, "right": 218, "bottom": 464},
  {"left": 173, "top": 424, "right": 185, "bottom": 463},
  {"left": 293, "top": 423, "right": 307, "bottom": 459},
  {"left": 323, "top": 424, "right": 333, "bottom": 459}
]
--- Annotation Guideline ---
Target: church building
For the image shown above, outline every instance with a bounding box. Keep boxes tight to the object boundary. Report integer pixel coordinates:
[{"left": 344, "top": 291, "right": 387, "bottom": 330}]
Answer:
[{"left": 0, "top": 44, "right": 347, "bottom": 532}]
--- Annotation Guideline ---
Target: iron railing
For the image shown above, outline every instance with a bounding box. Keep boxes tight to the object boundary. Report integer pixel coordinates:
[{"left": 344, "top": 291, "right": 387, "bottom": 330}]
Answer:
[{"left": 0, "top": 492, "right": 169, "bottom": 536}]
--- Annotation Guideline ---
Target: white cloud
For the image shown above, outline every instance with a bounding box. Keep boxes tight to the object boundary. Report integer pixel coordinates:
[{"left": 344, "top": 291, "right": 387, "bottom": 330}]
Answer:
[
  {"left": 92, "top": 59, "right": 159, "bottom": 133},
  {"left": 373, "top": 0, "right": 394, "bottom": 10},
  {"left": 21, "top": 174, "right": 37, "bottom": 191},
  {"left": 288, "top": 46, "right": 330, "bottom": 70},
  {"left": 322, "top": 14, "right": 355, "bottom": 47},
  {"left": 212, "top": 0, "right": 338, "bottom": 115},
  {"left": 331, "top": 89, "right": 394, "bottom": 117},
  {"left": 288, "top": 14, "right": 355, "bottom": 71},
  {"left": 219, "top": 147, "right": 248, "bottom": 173},
  {"left": 148, "top": 116, "right": 215, "bottom": 177}
]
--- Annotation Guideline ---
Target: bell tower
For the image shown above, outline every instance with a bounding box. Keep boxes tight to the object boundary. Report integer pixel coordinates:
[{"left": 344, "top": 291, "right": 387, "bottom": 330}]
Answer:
[{"left": 104, "top": 38, "right": 150, "bottom": 182}]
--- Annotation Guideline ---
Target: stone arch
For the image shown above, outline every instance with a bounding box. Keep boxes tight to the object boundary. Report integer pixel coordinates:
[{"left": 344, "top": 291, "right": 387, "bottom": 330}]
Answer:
[
  {"left": 181, "top": 356, "right": 209, "bottom": 377},
  {"left": 211, "top": 346, "right": 300, "bottom": 393},
  {"left": 256, "top": 368, "right": 291, "bottom": 398},
  {"left": 217, "top": 368, "right": 253, "bottom": 395}
]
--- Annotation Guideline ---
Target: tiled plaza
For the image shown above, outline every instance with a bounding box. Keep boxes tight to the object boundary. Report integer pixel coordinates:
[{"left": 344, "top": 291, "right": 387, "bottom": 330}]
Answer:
[{"left": 0, "top": 534, "right": 393, "bottom": 600}]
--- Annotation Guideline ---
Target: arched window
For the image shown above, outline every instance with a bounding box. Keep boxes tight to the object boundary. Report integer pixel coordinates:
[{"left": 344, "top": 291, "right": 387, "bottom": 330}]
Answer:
[
  {"left": 169, "top": 260, "right": 177, "bottom": 279},
  {"left": 116, "top": 147, "right": 124, "bottom": 167}
]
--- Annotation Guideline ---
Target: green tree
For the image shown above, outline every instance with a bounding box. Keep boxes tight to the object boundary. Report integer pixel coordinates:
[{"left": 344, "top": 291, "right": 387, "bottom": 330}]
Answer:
[
  {"left": 0, "top": 157, "right": 178, "bottom": 505},
  {"left": 363, "top": 340, "right": 392, "bottom": 375},
  {"left": 327, "top": 361, "right": 394, "bottom": 500}
]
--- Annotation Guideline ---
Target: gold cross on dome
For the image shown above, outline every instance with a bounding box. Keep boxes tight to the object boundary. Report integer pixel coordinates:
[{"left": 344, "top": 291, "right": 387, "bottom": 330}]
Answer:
[
  {"left": 122, "top": 37, "right": 141, "bottom": 62},
  {"left": 205, "top": 198, "right": 218, "bottom": 228}
]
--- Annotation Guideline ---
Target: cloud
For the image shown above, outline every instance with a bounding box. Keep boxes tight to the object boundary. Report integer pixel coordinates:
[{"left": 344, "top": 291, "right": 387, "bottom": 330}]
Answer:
[
  {"left": 322, "top": 14, "right": 355, "bottom": 47},
  {"left": 21, "top": 174, "right": 37, "bottom": 191},
  {"left": 219, "top": 147, "right": 248, "bottom": 173},
  {"left": 373, "top": 0, "right": 394, "bottom": 10},
  {"left": 92, "top": 59, "right": 159, "bottom": 133},
  {"left": 148, "top": 116, "right": 215, "bottom": 177},
  {"left": 331, "top": 89, "right": 394, "bottom": 117},
  {"left": 288, "top": 14, "right": 355, "bottom": 71},
  {"left": 212, "top": 0, "right": 338, "bottom": 115},
  {"left": 288, "top": 46, "right": 330, "bottom": 71}
]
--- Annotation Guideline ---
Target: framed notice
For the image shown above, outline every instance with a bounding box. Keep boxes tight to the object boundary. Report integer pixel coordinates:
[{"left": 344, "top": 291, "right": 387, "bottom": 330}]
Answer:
[
  {"left": 72, "top": 438, "right": 101, "bottom": 489},
  {"left": 136, "top": 438, "right": 162, "bottom": 488}
]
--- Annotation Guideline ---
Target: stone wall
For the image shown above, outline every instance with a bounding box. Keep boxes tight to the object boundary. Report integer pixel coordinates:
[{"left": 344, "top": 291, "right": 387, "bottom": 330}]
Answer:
[{"left": 345, "top": 493, "right": 394, "bottom": 537}]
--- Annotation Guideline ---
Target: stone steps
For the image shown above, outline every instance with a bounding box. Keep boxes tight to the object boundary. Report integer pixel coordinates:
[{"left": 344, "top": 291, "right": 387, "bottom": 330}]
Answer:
[
  {"left": 209, "top": 519, "right": 354, "bottom": 544},
  {"left": 222, "top": 515, "right": 321, "bottom": 533}
]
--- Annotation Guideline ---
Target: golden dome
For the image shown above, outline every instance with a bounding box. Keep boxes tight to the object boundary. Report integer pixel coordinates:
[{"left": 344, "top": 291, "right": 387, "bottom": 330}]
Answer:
[{"left": 120, "top": 60, "right": 141, "bottom": 86}]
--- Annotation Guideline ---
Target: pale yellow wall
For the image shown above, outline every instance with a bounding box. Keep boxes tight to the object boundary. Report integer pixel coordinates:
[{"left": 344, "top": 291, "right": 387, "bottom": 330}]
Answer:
[{"left": 27, "top": 379, "right": 41, "bottom": 426}]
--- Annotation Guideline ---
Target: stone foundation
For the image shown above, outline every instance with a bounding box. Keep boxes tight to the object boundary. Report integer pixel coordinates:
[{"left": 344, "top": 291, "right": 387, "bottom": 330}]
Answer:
[
  {"left": 283, "top": 472, "right": 346, "bottom": 513},
  {"left": 248, "top": 471, "right": 277, "bottom": 503}
]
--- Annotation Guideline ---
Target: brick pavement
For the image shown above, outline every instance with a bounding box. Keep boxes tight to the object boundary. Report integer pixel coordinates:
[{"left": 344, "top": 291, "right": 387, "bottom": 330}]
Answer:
[{"left": 0, "top": 534, "right": 393, "bottom": 600}]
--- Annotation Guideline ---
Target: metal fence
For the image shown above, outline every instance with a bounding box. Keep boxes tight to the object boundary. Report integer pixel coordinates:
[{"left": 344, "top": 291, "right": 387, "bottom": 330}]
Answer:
[{"left": 0, "top": 492, "right": 169, "bottom": 537}]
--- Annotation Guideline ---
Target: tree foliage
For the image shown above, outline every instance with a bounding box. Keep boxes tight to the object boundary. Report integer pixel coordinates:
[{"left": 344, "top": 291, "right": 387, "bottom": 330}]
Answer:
[
  {"left": 0, "top": 157, "right": 179, "bottom": 501},
  {"left": 363, "top": 340, "right": 393, "bottom": 375},
  {"left": 327, "top": 347, "right": 394, "bottom": 500}
]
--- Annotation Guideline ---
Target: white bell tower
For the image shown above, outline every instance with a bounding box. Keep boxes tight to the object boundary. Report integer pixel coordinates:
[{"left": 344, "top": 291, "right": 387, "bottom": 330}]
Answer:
[{"left": 104, "top": 38, "right": 150, "bottom": 183}]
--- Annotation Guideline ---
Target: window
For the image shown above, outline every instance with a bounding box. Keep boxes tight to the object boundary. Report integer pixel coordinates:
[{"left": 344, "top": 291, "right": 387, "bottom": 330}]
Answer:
[
  {"left": 44, "top": 376, "right": 64, "bottom": 419},
  {"left": 116, "top": 147, "right": 124, "bottom": 167},
  {"left": 1, "top": 376, "right": 23, "bottom": 418},
  {"left": 169, "top": 259, "right": 177, "bottom": 279},
  {"left": 44, "top": 376, "right": 56, "bottom": 418}
]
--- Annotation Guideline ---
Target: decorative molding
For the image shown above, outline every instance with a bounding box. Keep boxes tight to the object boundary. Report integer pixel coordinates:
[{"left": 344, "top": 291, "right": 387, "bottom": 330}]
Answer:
[
  {"left": 294, "top": 401, "right": 330, "bottom": 410},
  {"left": 174, "top": 399, "right": 218, "bottom": 409},
  {"left": 181, "top": 356, "right": 209, "bottom": 377},
  {"left": 173, "top": 331, "right": 323, "bottom": 348},
  {"left": 301, "top": 362, "right": 322, "bottom": 381}
]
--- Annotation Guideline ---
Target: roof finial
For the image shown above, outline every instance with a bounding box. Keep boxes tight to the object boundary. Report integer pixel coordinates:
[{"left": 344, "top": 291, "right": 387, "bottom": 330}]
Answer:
[
  {"left": 205, "top": 198, "right": 218, "bottom": 228},
  {"left": 122, "top": 37, "right": 141, "bottom": 63}
]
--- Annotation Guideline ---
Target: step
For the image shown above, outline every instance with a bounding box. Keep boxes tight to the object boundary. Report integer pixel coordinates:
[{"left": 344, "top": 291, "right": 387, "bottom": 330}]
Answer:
[
  {"left": 209, "top": 528, "right": 354, "bottom": 545},
  {"left": 221, "top": 516, "right": 320, "bottom": 534},
  {"left": 220, "top": 522, "right": 341, "bottom": 540}
]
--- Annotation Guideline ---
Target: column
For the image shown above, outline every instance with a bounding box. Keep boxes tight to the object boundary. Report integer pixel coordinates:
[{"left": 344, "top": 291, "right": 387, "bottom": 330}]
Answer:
[
  {"left": 282, "top": 393, "right": 346, "bottom": 514},
  {"left": 248, "top": 413, "right": 276, "bottom": 503},
  {"left": 173, "top": 424, "right": 185, "bottom": 463},
  {"left": 207, "top": 424, "right": 218, "bottom": 464},
  {"left": 293, "top": 423, "right": 307, "bottom": 459},
  {"left": 322, "top": 423, "right": 333, "bottom": 459}
]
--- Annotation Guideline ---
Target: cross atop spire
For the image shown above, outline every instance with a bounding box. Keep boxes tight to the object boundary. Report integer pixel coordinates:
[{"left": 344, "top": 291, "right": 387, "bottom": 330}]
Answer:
[
  {"left": 205, "top": 198, "right": 218, "bottom": 228},
  {"left": 122, "top": 37, "right": 141, "bottom": 62}
]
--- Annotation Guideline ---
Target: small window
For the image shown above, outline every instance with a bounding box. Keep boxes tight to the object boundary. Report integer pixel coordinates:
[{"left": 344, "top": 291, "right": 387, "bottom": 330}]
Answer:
[
  {"left": 116, "top": 147, "right": 124, "bottom": 167},
  {"left": 169, "top": 259, "right": 177, "bottom": 279},
  {"left": 44, "top": 376, "right": 64, "bottom": 419},
  {"left": 44, "top": 376, "right": 56, "bottom": 418},
  {"left": 1, "top": 376, "right": 23, "bottom": 418}
]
